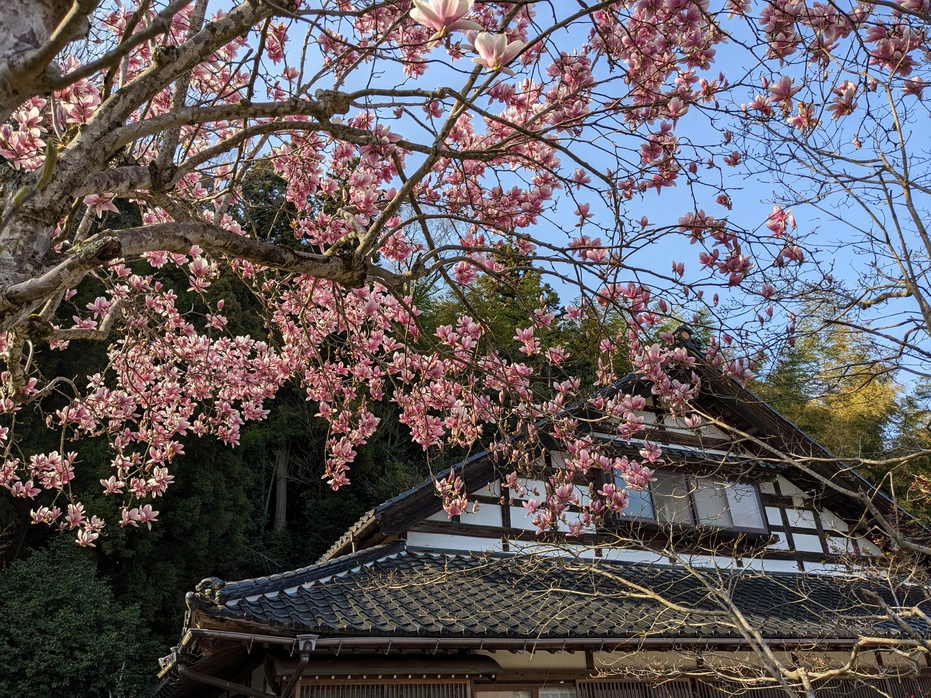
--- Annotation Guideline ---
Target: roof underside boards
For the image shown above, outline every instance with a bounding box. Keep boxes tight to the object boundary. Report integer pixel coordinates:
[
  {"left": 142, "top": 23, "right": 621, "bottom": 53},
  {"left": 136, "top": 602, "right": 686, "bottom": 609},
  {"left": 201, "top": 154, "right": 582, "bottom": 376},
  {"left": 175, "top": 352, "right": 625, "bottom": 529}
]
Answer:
[
  {"left": 375, "top": 450, "right": 498, "bottom": 537},
  {"left": 188, "top": 543, "right": 930, "bottom": 644}
]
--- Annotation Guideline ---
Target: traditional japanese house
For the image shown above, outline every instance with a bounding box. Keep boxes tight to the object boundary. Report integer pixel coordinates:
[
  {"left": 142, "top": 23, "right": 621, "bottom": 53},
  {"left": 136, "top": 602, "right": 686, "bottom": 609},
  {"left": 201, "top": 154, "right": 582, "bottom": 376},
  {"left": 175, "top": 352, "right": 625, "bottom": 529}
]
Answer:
[{"left": 154, "top": 330, "right": 931, "bottom": 698}]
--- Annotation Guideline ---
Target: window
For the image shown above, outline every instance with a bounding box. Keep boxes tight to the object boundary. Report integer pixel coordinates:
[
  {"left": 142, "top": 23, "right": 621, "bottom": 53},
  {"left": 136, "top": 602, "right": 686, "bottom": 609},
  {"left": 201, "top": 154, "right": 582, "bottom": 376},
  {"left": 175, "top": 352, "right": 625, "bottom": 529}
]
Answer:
[
  {"left": 616, "top": 471, "right": 766, "bottom": 532},
  {"left": 302, "top": 682, "right": 469, "bottom": 698},
  {"left": 474, "top": 688, "right": 576, "bottom": 698}
]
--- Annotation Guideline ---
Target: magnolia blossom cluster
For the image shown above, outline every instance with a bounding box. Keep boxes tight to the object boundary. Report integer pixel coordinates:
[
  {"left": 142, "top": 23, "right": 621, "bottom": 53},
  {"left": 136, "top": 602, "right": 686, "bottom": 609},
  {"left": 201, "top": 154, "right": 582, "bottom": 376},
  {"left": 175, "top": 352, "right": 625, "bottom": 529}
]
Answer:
[
  {"left": 4, "top": 0, "right": 922, "bottom": 545},
  {"left": 410, "top": 0, "right": 527, "bottom": 74},
  {"left": 2, "top": 0, "right": 703, "bottom": 547}
]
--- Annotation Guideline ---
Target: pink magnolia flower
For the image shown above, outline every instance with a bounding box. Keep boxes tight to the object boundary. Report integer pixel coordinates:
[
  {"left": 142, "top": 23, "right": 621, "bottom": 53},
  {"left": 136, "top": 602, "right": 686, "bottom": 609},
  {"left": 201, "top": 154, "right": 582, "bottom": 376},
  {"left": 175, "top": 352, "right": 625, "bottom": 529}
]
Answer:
[
  {"left": 435, "top": 469, "right": 469, "bottom": 517},
  {"left": 75, "top": 528, "right": 100, "bottom": 547},
  {"left": 30, "top": 506, "right": 62, "bottom": 524},
  {"left": 410, "top": 0, "right": 481, "bottom": 41},
  {"left": 121, "top": 504, "right": 159, "bottom": 529},
  {"left": 11, "top": 480, "right": 40, "bottom": 498},
  {"left": 768, "top": 75, "right": 800, "bottom": 107},
  {"left": 100, "top": 475, "right": 124, "bottom": 495},
  {"left": 63, "top": 503, "right": 86, "bottom": 529},
  {"left": 564, "top": 305, "right": 583, "bottom": 324},
  {"left": 471, "top": 32, "right": 526, "bottom": 76},
  {"left": 547, "top": 346, "right": 570, "bottom": 364},
  {"left": 904, "top": 78, "right": 927, "bottom": 98},
  {"left": 83, "top": 193, "right": 119, "bottom": 218},
  {"left": 683, "top": 413, "right": 703, "bottom": 428},
  {"left": 787, "top": 102, "right": 819, "bottom": 133}
]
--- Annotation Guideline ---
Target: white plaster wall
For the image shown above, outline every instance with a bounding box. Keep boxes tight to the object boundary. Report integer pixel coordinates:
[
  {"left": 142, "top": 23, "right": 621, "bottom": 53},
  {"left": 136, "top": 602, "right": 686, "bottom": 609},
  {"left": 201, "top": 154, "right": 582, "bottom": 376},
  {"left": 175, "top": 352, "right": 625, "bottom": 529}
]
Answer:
[
  {"left": 406, "top": 531, "right": 502, "bottom": 552},
  {"left": 699, "top": 423, "right": 729, "bottom": 439},
  {"left": 511, "top": 479, "right": 547, "bottom": 500},
  {"left": 825, "top": 534, "right": 854, "bottom": 555},
  {"left": 509, "top": 506, "right": 539, "bottom": 531},
  {"left": 507, "top": 541, "right": 595, "bottom": 558},
  {"left": 741, "top": 558, "right": 802, "bottom": 573},
  {"left": 472, "top": 481, "right": 501, "bottom": 498},
  {"left": 460, "top": 505, "right": 503, "bottom": 528},
  {"left": 819, "top": 509, "right": 849, "bottom": 532},
  {"left": 704, "top": 650, "right": 867, "bottom": 670},
  {"left": 634, "top": 410, "right": 658, "bottom": 426},
  {"left": 593, "top": 651, "right": 699, "bottom": 671},
  {"left": 776, "top": 476, "right": 806, "bottom": 498},
  {"left": 598, "top": 548, "right": 668, "bottom": 565},
  {"left": 802, "top": 561, "right": 851, "bottom": 574},
  {"left": 768, "top": 532, "right": 790, "bottom": 550},
  {"left": 857, "top": 537, "right": 882, "bottom": 556},
  {"left": 679, "top": 554, "right": 742, "bottom": 570},
  {"left": 550, "top": 451, "right": 568, "bottom": 468}
]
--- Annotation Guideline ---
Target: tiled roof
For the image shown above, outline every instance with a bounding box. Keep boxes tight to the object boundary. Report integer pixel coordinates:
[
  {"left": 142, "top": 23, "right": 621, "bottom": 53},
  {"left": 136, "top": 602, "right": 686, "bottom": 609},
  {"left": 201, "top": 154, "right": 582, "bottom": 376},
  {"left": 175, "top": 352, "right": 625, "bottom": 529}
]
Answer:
[{"left": 188, "top": 544, "right": 930, "bottom": 643}]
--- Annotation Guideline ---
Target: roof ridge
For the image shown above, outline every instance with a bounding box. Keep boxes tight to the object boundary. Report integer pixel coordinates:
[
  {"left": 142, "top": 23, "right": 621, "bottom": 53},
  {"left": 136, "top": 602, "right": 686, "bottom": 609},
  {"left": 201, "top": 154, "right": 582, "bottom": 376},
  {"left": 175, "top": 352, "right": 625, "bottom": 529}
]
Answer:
[{"left": 192, "top": 540, "right": 407, "bottom": 605}]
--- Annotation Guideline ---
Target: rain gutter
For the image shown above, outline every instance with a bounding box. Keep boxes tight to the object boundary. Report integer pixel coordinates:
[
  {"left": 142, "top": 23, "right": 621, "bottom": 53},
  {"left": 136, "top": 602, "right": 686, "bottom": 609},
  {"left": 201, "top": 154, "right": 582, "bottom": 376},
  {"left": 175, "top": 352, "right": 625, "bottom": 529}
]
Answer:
[{"left": 183, "top": 627, "right": 863, "bottom": 652}]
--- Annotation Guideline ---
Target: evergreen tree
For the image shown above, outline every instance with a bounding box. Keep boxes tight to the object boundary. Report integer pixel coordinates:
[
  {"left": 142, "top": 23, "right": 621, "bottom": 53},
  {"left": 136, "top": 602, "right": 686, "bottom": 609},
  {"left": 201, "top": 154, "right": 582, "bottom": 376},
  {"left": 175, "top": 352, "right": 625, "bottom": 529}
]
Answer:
[
  {"left": 753, "top": 324, "right": 899, "bottom": 459},
  {"left": 0, "top": 538, "right": 158, "bottom": 697}
]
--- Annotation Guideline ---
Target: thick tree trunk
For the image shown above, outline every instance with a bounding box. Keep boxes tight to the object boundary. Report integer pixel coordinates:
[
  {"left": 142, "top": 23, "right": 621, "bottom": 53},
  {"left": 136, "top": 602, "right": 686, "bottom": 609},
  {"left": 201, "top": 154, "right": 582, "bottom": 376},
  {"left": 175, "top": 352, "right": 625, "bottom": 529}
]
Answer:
[
  {"left": 0, "top": 0, "right": 90, "bottom": 122},
  {"left": 273, "top": 443, "right": 289, "bottom": 532}
]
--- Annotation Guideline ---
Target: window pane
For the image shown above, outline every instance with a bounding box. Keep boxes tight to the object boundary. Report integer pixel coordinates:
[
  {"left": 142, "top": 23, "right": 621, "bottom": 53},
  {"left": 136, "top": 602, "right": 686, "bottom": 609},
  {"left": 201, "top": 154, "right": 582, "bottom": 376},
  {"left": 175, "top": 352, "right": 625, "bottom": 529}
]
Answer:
[
  {"left": 725, "top": 482, "right": 766, "bottom": 530},
  {"left": 624, "top": 487, "right": 655, "bottom": 519},
  {"left": 652, "top": 474, "right": 693, "bottom": 524},
  {"left": 692, "top": 479, "right": 733, "bottom": 527},
  {"left": 616, "top": 474, "right": 655, "bottom": 519},
  {"left": 540, "top": 688, "right": 578, "bottom": 698}
]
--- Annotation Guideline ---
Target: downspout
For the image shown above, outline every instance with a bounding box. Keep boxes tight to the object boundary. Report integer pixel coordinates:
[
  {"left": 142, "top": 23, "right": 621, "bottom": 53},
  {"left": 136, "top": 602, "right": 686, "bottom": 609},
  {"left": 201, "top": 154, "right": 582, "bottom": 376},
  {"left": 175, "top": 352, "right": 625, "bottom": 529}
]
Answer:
[
  {"left": 279, "top": 635, "right": 317, "bottom": 698},
  {"left": 167, "top": 633, "right": 316, "bottom": 698}
]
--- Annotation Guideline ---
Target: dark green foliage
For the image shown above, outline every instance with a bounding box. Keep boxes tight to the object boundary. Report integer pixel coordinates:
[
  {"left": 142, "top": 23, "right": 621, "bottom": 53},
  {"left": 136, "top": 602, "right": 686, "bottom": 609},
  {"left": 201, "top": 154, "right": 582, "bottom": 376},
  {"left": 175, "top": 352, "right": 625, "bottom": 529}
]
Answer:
[
  {"left": 236, "top": 160, "right": 298, "bottom": 245},
  {"left": 97, "top": 436, "right": 262, "bottom": 643},
  {"left": 0, "top": 537, "right": 158, "bottom": 698},
  {"left": 237, "top": 387, "right": 428, "bottom": 570}
]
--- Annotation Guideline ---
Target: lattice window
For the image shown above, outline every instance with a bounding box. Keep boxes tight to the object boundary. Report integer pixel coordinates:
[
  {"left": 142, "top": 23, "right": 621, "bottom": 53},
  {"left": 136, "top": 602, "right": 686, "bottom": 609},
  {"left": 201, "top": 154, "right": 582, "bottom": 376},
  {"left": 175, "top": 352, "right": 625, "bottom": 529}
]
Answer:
[
  {"left": 579, "top": 679, "right": 692, "bottom": 698},
  {"left": 301, "top": 680, "right": 469, "bottom": 698},
  {"left": 696, "top": 677, "right": 931, "bottom": 698}
]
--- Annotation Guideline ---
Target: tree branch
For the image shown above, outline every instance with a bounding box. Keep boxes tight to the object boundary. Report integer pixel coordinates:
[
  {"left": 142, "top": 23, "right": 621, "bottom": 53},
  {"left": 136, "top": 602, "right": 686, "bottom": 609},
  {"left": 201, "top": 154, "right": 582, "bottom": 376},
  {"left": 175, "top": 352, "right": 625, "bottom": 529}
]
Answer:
[
  {"left": 106, "top": 94, "right": 354, "bottom": 152},
  {"left": 49, "top": 298, "right": 124, "bottom": 341},
  {"left": 72, "top": 165, "right": 154, "bottom": 198},
  {"left": 0, "top": 222, "right": 425, "bottom": 320}
]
